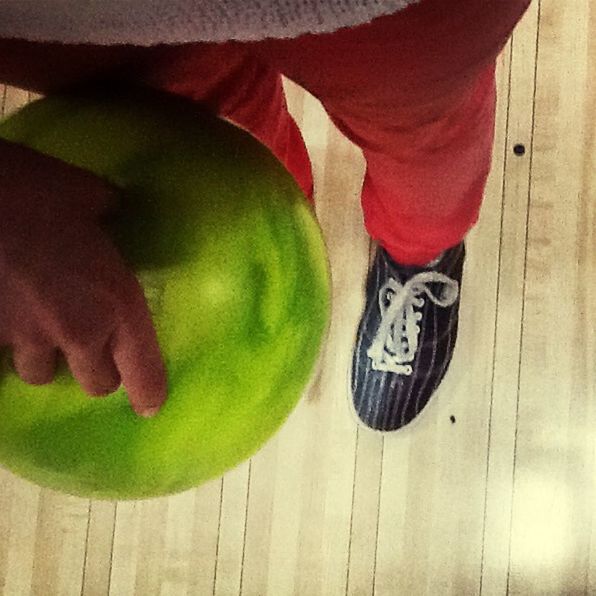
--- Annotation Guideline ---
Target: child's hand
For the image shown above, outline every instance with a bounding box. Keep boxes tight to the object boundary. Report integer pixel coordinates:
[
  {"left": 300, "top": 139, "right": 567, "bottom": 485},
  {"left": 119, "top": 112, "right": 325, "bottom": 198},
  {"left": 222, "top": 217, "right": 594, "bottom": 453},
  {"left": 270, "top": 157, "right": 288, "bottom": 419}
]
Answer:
[{"left": 0, "top": 140, "right": 167, "bottom": 417}]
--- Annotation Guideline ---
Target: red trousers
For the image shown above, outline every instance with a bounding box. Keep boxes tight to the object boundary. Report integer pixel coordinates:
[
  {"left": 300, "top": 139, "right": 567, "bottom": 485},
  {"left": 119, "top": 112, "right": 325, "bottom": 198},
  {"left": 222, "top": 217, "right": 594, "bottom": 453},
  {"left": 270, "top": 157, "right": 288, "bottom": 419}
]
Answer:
[{"left": 143, "top": 0, "right": 531, "bottom": 265}]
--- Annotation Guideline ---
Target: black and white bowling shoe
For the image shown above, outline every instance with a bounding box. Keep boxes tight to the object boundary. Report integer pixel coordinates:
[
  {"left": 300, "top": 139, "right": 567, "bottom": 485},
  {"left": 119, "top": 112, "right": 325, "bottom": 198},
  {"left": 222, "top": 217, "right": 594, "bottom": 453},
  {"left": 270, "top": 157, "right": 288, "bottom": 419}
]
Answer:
[{"left": 350, "top": 241, "right": 465, "bottom": 432}]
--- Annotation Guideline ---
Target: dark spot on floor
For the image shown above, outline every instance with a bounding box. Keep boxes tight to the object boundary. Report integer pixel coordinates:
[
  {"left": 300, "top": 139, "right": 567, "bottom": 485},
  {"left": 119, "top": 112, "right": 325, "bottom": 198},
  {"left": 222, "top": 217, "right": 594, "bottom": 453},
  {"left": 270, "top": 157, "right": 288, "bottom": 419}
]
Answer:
[{"left": 513, "top": 143, "right": 526, "bottom": 156}]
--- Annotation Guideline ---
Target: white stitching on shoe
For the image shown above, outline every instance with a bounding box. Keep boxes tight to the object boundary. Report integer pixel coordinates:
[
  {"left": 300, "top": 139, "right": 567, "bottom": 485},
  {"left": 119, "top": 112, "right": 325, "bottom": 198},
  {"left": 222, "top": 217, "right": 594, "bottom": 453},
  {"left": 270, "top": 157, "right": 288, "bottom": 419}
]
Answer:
[
  {"left": 412, "top": 292, "right": 439, "bottom": 425},
  {"left": 355, "top": 249, "right": 384, "bottom": 412},
  {"left": 367, "top": 271, "right": 459, "bottom": 375},
  {"left": 390, "top": 278, "right": 430, "bottom": 429},
  {"left": 406, "top": 246, "right": 461, "bottom": 425}
]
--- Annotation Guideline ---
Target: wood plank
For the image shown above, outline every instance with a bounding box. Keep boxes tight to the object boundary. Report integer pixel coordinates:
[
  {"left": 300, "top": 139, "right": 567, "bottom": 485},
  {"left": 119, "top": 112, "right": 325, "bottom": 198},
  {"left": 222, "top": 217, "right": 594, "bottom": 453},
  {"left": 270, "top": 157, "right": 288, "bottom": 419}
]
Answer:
[
  {"left": 81, "top": 500, "right": 116, "bottom": 596},
  {"left": 508, "top": 0, "right": 596, "bottom": 594},
  {"left": 213, "top": 461, "right": 250, "bottom": 596},
  {"left": 0, "top": 85, "right": 29, "bottom": 117},
  {"left": 347, "top": 431, "right": 383, "bottom": 596},
  {"left": 481, "top": 3, "right": 539, "bottom": 594},
  {"left": 0, "top": 478, "right": 42, "bottom": 596},
  {"left": 31, "top": 491, "right": 89, "bottom": 596}
]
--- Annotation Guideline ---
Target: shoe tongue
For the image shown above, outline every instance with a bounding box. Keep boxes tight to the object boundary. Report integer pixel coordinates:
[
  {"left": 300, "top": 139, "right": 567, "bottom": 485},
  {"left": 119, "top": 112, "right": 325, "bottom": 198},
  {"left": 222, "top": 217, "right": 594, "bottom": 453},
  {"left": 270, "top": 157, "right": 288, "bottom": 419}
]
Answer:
[{"left": 381, "top": 248, "right": 444, "bottom": 273}]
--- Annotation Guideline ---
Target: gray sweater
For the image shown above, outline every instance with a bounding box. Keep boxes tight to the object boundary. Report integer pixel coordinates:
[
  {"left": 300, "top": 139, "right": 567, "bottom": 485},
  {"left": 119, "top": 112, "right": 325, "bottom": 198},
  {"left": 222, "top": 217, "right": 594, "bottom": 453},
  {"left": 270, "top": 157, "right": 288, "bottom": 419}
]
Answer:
[{"left": 0, "top": 0, "right": 420, "bottom": 46}]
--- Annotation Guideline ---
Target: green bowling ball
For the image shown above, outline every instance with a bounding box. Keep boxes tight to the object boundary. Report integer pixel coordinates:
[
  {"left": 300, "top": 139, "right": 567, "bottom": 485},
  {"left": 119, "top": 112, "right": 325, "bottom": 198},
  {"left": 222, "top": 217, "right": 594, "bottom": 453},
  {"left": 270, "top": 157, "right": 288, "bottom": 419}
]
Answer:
[{"left": 0, "top": 83, "right": 331, "bottom": 500}]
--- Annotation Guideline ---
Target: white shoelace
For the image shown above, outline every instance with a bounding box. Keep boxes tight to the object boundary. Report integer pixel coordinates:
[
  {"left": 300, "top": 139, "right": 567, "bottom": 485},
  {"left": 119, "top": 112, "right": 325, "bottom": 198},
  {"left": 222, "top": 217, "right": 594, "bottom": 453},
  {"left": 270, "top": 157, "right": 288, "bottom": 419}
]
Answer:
[{"left": 367, "top": 271, "right": 460, "bottom": 375}]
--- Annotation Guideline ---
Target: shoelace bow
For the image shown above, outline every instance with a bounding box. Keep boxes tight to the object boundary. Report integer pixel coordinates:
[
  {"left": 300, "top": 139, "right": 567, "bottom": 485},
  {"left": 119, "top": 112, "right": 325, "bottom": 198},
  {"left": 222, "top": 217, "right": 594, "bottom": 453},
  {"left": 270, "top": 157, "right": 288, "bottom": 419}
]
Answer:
[{"left": 367, "top": 271, "right": 460, "bottom": 375}]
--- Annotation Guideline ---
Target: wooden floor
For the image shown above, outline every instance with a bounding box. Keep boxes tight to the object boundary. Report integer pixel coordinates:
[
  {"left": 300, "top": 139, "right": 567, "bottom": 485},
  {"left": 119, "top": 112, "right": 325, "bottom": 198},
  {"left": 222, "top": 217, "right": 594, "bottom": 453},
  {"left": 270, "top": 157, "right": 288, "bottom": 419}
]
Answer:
[{"left": 1, "top": 1, "right": 595, "bottom": 594}]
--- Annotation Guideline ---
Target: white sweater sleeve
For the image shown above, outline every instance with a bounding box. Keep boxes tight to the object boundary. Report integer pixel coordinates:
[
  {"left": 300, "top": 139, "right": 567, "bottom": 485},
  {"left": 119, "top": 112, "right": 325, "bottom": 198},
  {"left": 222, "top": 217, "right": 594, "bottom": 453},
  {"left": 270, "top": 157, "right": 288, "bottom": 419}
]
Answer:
[{"left": 0, "top": 0, "right": 420, "bottom": 46}]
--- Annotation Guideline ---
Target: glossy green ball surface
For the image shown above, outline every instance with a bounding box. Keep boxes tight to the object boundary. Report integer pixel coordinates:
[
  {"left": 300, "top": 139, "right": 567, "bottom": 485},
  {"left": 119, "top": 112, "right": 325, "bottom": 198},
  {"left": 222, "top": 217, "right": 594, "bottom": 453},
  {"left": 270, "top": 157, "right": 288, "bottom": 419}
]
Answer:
[{"left": 0, "top": 85, "right": 330, "bottom": 500}]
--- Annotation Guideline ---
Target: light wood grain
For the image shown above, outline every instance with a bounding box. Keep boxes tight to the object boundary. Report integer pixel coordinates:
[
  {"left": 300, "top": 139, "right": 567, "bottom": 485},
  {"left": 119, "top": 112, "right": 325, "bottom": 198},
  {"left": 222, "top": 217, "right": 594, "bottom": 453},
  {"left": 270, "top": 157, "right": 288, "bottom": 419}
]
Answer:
[
  {"left": 1, "top": 1, "right": 595, "bottom": 593},
  {"left": 482, "top": 2, "right": 539, "bottom": 594},
  {"left": 509, "top": 1, "right": 596, "bottom": 594}
]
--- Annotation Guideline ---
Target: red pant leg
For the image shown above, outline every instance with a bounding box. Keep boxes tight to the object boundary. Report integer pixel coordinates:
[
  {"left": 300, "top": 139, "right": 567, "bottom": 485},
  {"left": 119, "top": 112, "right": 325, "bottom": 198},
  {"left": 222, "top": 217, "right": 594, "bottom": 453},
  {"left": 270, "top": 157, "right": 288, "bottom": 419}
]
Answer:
[
  {"left": 139, "top": 42, "right": 314, "bottom": 200},
  {"left": 140, "top": 0, "right": 530, "bottom": 265},
  {"left": 248, "top": 0, "right": 532, "bottom": 264}
]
